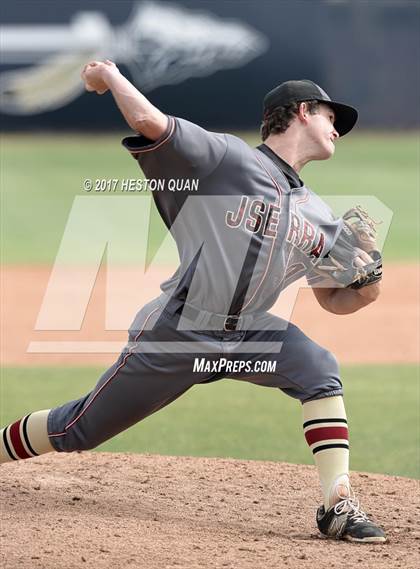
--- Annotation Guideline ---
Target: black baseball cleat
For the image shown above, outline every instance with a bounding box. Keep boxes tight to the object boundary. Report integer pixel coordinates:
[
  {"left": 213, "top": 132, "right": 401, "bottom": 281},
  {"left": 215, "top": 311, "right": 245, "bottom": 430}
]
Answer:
[{"left": 316, "top": 495, "right": 387, "bottom": 543}]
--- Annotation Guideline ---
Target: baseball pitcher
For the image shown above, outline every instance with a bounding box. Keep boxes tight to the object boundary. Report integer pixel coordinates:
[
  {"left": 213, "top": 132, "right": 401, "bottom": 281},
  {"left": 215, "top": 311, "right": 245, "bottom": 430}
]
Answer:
[{"left": 1, "top": 60, "right": 385, "bottom": 543}]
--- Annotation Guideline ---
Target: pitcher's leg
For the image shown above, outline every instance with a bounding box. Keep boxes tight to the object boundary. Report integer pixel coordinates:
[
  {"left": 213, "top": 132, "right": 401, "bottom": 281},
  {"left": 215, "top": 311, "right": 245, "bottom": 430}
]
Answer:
[
  {"left": 48, "top": 349, "right": 195, "bottom": 453},
  {"left": 227, "top": 320, "right": 347, "bottom": 506},
  {"left": 227, "top": 316, "right": 385, "bottom": 541},
  {"left": 302, "top": 395, "right": 349, "bottom": 509},
  {"left": 1, "top": 296, "right": 223, "bottom": 463},
  {"left": 227, "top": 319, "right": 343, "bottom": 402},
  {"left": 1, "top": 350, "right": 195, "bottom": 463}
]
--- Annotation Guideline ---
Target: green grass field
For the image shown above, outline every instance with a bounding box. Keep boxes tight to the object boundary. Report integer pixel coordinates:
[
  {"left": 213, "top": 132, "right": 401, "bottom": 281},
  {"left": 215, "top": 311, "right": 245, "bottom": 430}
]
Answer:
[
  {"left": 1, "top": 132, "right": 419, "bottom": 263},
  {"left": 1, "top": 132, "right": 419, "bottom": 478},
  {"left": 1, "top": 365, "right": 418, "bottom": 479}
]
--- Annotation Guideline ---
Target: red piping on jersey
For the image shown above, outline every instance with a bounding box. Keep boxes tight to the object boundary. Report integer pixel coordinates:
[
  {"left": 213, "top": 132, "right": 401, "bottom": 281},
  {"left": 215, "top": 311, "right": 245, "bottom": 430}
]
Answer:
[
  {"left": 295, "top": 189, "right": 310, "bottom": 206},
  {"left": 127, "top": 117, "right": 175, "bottom": 154},
  {"left": 49, "top": 306, "right": 161, "bottom": 438},
  {"left": 240, "top": 152, "right": 283, "bottom": 311}
]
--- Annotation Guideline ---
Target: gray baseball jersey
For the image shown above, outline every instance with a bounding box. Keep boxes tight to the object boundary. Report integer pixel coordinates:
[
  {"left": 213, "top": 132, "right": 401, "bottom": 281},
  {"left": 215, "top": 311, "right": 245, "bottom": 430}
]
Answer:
[
  {"left": 47, "top": 117, "right": 344, "bottom": 453},
  {"left": 122, "top": 116, "right": 342, "bottom": 315}
]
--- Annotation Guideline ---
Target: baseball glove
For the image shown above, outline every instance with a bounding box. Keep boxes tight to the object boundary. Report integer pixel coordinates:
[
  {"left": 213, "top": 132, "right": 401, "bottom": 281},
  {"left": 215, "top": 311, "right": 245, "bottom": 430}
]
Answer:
[{"left": 312, "top": 206, "right": 383, "bottom": 289}]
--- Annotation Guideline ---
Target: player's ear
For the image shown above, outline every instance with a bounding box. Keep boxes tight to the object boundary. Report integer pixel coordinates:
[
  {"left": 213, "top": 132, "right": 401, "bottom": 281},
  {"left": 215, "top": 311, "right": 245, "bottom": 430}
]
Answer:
[{"left": 297, "top": 102, "right": 310, "bottom": 125}]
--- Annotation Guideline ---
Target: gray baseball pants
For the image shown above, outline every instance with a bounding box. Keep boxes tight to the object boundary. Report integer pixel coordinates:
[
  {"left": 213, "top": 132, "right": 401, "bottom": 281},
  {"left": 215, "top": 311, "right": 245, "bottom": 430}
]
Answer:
[{"left": 48, "top": 294, "right": 342, "bottom": 452}]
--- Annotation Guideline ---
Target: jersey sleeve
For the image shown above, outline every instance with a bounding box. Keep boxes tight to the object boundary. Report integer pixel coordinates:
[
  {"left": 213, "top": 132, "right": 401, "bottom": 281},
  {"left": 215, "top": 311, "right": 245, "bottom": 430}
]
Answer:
[
  {"left": 305, "top": 268, "right": 334, "bottom": 288},
  {"left": 121, "top": 116, "right": 228, "bottom": 180}
]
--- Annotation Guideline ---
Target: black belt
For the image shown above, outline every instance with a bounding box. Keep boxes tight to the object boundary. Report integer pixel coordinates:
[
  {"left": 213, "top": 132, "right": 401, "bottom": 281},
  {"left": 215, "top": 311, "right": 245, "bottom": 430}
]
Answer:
[{"left": 179, "top": 303, "right": 243, "bottom": 332}]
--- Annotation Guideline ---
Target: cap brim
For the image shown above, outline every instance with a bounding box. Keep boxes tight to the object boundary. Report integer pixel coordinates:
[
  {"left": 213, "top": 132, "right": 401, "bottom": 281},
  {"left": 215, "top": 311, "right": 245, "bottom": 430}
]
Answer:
[{"left": 325, "top": 101, "right": 358, "bottom": 136}]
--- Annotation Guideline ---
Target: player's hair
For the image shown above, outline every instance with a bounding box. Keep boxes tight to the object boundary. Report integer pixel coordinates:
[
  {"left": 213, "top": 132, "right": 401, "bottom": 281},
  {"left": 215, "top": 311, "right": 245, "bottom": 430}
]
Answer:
[{"left": 260, "top": 100, "right": 320, "bottom": 140}]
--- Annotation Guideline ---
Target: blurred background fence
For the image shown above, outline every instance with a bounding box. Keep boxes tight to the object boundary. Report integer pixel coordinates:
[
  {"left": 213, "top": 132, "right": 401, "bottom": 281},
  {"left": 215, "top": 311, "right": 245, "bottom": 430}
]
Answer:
[{"left": 1, "top": 0, "right": 419, "bottom": 131}]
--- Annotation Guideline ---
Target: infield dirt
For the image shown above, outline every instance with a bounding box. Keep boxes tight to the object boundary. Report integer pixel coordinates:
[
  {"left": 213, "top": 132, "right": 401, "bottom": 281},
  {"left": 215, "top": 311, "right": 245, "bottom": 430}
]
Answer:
[
  {"left": 1, "top": 263, "right": 419, "bottom": 366},
  {"left": 1, "top": 452, "right": 419, "bottom": 569}
]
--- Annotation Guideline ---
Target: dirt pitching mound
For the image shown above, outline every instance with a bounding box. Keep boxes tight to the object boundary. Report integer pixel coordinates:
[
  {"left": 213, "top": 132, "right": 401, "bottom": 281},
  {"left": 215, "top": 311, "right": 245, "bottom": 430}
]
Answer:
[{"left": 1, "top": 453, "right": 418, "bottom": 569}]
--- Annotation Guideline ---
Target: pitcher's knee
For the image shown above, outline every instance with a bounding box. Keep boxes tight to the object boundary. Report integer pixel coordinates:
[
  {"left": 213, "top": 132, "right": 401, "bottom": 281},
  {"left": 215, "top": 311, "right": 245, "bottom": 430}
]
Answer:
[
  {"left": 301, "top": 347, "right": 342, "bottom": 402},
  {"left": 318, "top": 348, "right": 340, "bottom": 380}
]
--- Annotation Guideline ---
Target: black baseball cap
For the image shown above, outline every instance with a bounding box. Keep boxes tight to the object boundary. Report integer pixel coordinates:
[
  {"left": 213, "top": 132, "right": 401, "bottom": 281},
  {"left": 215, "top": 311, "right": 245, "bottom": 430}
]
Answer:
[{"left": 263, "top": 79, "right": 358, "bottom": 136}]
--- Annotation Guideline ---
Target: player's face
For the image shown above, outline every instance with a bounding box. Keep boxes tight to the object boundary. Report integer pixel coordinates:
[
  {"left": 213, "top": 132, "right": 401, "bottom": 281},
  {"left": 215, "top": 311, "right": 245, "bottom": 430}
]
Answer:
[{"left": 306, "top": 103, "right": 339, "bottom": 160}]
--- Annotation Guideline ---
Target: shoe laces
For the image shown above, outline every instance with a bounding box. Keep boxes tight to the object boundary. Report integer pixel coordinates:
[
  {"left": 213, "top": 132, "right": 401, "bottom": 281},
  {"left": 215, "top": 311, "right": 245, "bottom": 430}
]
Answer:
[{"left": 333, "top": 492, "right": 371, "bottom": 524}]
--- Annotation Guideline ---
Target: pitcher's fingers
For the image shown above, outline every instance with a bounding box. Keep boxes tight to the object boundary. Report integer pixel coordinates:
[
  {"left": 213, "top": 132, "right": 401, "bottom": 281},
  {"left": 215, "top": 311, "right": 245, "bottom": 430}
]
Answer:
[
  {"left": 353, "top": 253, "right": 374, "bottom": 268},
  {"left": 358, "top": 249, "right": 374, "bottom": 264}
]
